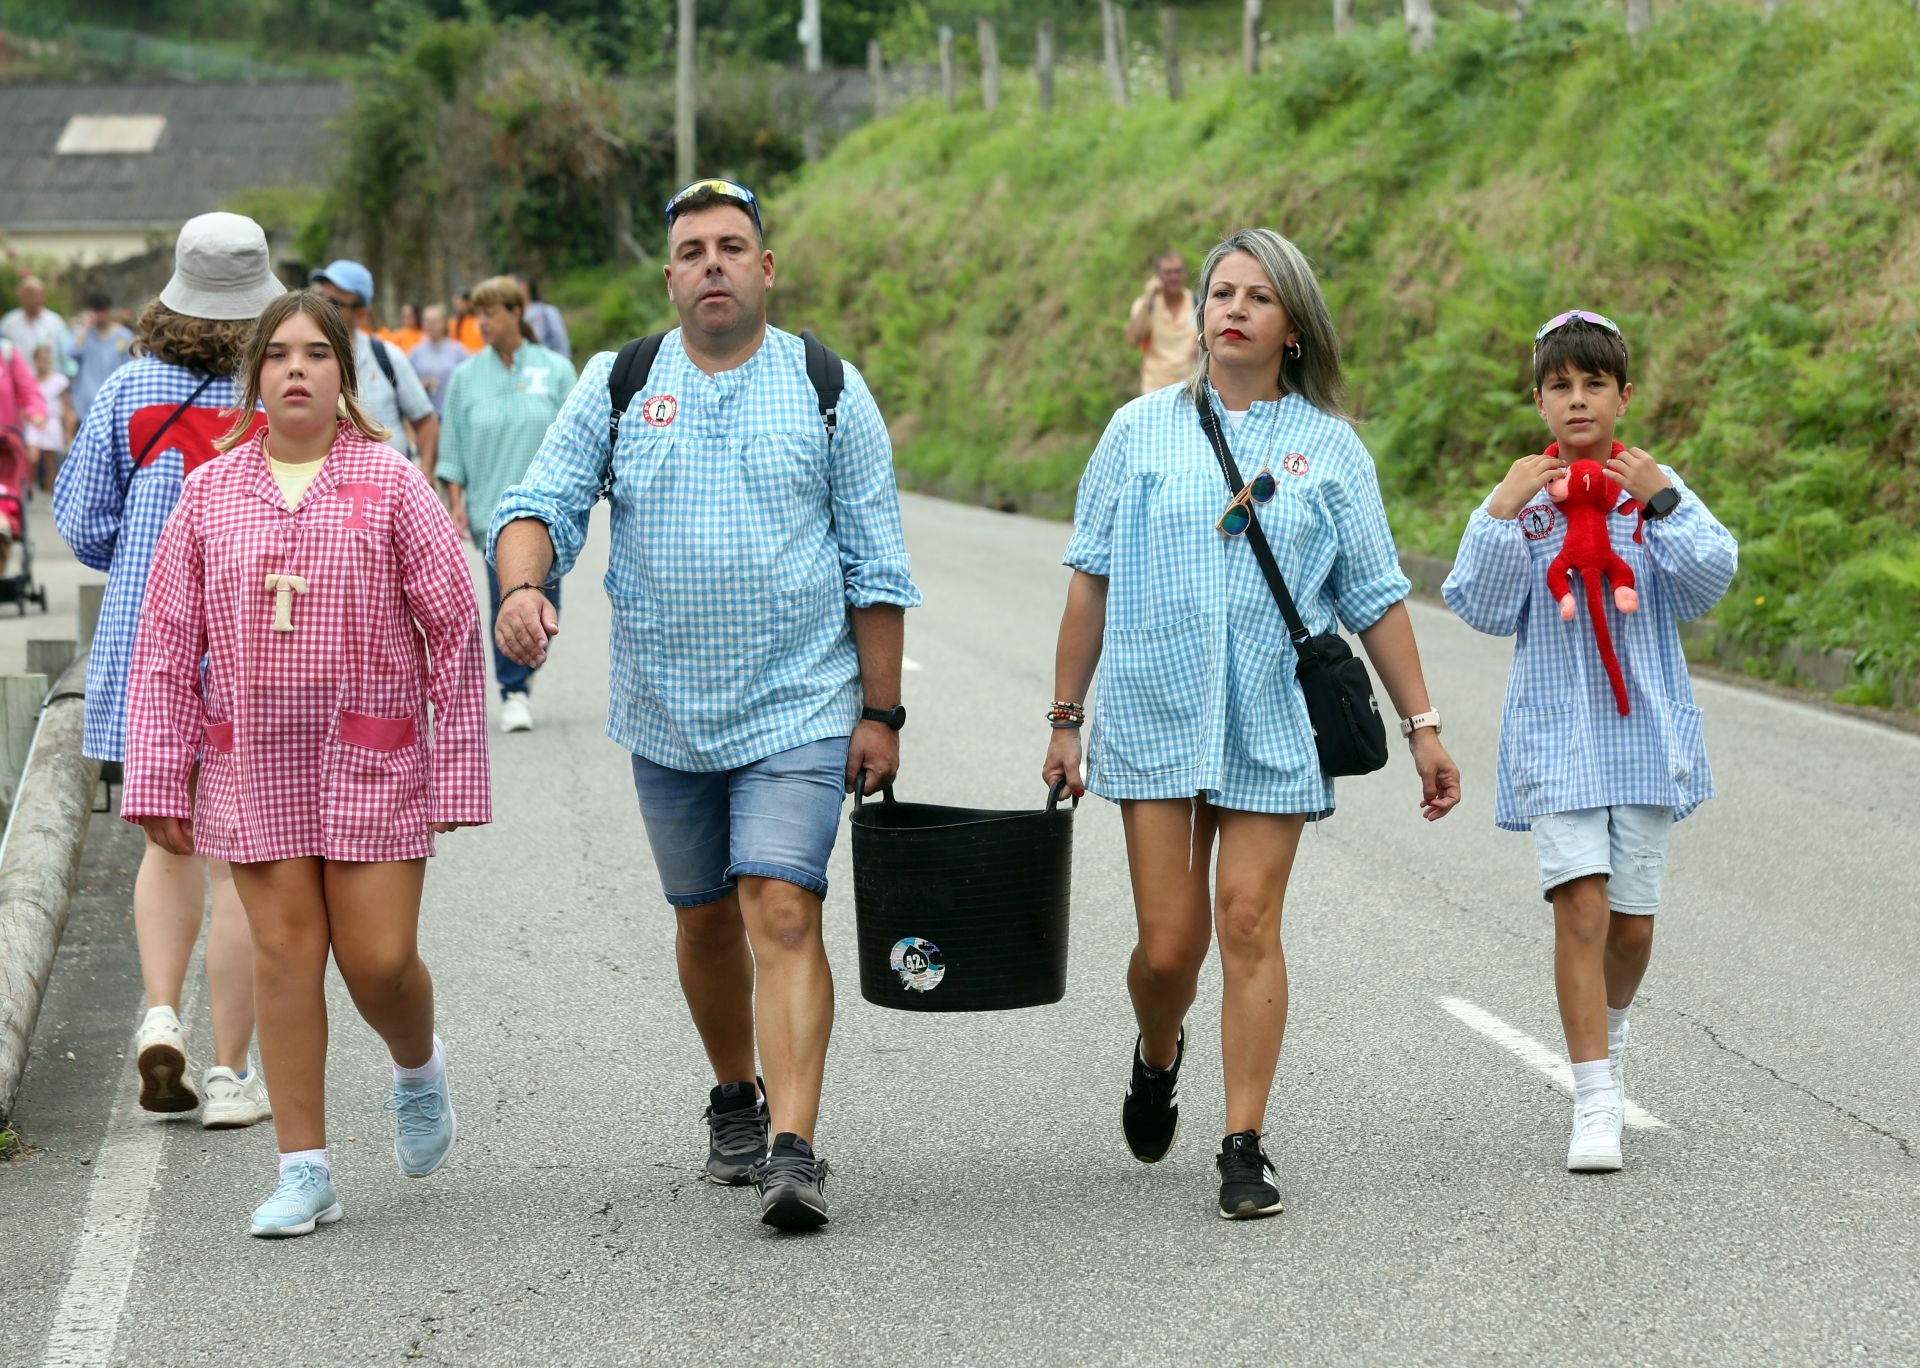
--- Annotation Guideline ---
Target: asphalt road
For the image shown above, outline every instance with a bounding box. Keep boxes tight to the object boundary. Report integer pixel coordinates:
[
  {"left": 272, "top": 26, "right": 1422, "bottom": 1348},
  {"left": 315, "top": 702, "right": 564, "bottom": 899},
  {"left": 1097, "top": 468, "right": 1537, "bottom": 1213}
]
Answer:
[{"left": 2, "top": 492, "right": 1916, "bottom": 1366}]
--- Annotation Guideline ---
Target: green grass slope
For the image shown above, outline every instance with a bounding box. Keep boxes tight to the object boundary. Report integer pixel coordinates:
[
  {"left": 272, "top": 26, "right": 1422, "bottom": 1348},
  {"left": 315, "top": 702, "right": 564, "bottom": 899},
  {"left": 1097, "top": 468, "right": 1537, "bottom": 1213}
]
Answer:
[{"left": 767, "top": 1, "right": 1920, "bottom": 704}]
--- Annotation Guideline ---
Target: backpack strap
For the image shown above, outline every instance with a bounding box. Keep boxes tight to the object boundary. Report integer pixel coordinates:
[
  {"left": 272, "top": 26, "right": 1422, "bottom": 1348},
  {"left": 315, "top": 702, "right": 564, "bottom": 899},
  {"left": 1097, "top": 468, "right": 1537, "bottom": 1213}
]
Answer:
[
  {"left": 800, "top": 330, "right": 844, "bottom": 445},
  {"left": 600, "top": 329, "right": 845, "bottom": 500},
  {"left": 603, "top": 331, "right": 667, "bottom": 500},
  {"left": 368, "top": 336, "right": 400, "bottom": 392}
]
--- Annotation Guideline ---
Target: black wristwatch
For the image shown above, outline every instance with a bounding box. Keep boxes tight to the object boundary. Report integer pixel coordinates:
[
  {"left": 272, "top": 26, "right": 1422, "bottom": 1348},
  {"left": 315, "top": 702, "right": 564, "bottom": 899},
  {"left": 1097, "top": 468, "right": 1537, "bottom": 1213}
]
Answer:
[
  {"left": 861, "top": 704, "right": 907, "bottom": 731},
  {"left": 1641, "top": 487, "right": 1682, "bottom": 520}
]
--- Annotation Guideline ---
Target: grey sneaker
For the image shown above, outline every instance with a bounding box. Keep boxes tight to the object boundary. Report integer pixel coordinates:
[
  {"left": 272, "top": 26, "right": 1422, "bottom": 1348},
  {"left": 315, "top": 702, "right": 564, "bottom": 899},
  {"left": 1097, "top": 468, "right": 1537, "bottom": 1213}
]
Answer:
[
  {"left": 704, "top": 1078, "right": 769, "bottom": 1185},
  {"left": 752, "top": 1133, "right": 829, "bottom": 1230}
]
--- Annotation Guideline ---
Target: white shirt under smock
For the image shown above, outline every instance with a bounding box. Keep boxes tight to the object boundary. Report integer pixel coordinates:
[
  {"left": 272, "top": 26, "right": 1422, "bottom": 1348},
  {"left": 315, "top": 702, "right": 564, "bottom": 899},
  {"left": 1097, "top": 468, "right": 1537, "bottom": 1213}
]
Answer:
[{"left": 1065, "top": 384, "right": 1412, "bottom": 816}]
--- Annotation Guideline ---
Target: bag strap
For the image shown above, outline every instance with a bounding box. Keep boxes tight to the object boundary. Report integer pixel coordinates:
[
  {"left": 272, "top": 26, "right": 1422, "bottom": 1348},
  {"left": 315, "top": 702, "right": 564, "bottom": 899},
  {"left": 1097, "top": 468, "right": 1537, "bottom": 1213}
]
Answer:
[
  {"left": 135, "top": 373, "right": 217, "bottom": 466},
  {"left": 1195, "top": 397, "right": 1311, "bottom": 647}
]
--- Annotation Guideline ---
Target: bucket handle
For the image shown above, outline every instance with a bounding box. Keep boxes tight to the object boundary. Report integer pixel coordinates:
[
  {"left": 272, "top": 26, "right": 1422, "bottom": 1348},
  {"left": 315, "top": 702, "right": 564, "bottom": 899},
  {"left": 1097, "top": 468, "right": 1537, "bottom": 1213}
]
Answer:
[
  {"left": 854, "top": 773, "right": 1079, "bottom": 812},
  {"left": 852, "top": 771, "right": 895, "bottom": 807}
]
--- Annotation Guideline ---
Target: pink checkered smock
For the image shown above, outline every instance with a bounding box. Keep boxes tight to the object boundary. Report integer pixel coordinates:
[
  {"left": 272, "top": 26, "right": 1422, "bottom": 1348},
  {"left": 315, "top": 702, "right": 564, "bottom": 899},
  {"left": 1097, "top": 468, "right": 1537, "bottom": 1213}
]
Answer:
[{"left": 122, "top": 423, "right": 491, "bottom": 862}]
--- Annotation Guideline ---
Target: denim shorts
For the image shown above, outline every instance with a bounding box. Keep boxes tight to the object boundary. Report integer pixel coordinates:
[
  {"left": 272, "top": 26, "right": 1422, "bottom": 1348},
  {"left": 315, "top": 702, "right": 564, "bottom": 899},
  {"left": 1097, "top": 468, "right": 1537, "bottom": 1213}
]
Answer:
[
  {"left": 629, "top": 736, "right": 850, "bottom": 908},
  {"left": 1532, "top": 805, "right": 1674, "bottom": 915}
]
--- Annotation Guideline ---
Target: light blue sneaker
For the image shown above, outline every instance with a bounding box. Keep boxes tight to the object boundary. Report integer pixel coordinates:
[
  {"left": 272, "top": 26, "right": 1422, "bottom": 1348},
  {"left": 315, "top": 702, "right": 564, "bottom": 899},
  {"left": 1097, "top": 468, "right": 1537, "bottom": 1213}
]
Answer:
[
  {"left": 248, "top": 1162, "right": 342, "bottom": 1238},
  {"left": 385, "top": 1064, "right": 457, "bottom": 1177}
]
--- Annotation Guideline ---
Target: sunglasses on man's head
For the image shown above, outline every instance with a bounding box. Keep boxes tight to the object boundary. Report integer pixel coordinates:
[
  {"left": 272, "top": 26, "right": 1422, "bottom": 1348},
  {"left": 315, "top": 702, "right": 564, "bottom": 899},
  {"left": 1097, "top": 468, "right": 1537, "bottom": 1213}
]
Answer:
[
  {"left": 1217, "top": 468, "right": 1278, "bottom": 537},
  {"left": 1533, "top": 309, "right": 1627, "bottom": 365},
  {"left": 664, "top": 178, "right": 763, "bottom": 234}
]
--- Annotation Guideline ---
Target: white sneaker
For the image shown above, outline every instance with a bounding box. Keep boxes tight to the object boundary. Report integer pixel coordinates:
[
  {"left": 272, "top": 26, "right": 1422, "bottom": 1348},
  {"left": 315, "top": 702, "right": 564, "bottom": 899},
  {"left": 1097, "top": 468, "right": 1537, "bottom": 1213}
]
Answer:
[
  {"left": 500, "top": 695, "right": 533, "bottom": 733},
  {"left": 202, "top": 1064, "right": 272, "bottom": 1130},
  {"left": 1610, "top": 1046, "right": 1626, "bottom": 1099},
  {"left": 1566, "top": 1097, "right": 1624, "bottom": 1172},
  {"left": 134, "top": 1006, "right": 198, "bottom": 1113}
]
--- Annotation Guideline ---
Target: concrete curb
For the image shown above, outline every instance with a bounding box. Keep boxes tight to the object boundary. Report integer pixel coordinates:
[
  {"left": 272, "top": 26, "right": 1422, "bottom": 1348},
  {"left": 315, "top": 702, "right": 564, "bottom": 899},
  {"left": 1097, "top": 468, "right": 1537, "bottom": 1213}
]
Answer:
[{"left": 0, "top": 659, "right": 101, "bottom": 1125}]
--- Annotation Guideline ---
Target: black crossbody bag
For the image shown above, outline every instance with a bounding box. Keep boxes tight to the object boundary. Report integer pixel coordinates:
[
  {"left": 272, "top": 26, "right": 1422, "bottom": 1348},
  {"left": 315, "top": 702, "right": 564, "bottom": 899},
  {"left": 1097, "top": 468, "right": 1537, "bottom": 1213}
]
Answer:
[{"left": 1196, "top": 401, "right": 1390, "bottom": 778}]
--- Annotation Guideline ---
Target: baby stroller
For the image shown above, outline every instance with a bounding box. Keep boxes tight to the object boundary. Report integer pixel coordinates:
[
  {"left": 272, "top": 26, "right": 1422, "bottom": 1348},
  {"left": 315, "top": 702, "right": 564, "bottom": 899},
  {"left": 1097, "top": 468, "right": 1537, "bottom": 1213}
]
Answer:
[{"left": 0, "top": 430, "right": 47, "bottom": 615}]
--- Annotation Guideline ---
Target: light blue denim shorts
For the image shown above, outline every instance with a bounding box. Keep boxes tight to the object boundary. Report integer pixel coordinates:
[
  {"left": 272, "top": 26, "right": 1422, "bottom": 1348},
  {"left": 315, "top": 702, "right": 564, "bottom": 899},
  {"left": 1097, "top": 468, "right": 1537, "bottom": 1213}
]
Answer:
[
  {"left": 1532, "top": 805, "right": 1674, "bottom": 915},
  {"left": 629, "top": 736, "right": 850, "bottom": 908}
]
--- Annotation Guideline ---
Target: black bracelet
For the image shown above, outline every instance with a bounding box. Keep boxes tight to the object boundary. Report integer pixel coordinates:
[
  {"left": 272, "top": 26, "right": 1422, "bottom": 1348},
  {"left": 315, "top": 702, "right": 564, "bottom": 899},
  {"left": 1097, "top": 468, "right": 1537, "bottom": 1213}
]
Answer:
[
  {"left": 499, "top": 581, "right": 551, "bottom": 604},
  {"left": 1050, "top": 720, "right": 1084, "bottom": 731}
]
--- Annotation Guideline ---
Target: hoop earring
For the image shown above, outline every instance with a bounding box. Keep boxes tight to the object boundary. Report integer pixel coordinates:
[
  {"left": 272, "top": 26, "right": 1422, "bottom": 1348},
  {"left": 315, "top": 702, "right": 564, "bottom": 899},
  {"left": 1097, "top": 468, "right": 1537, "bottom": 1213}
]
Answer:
[{"left": 1286, "top": 340, "right": 1302, "bottom": 360}]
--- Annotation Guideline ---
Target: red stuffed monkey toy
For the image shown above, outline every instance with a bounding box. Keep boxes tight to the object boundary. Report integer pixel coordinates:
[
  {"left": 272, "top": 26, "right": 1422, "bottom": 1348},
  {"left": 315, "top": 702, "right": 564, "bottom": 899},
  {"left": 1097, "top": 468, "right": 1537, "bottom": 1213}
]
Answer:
[{"left": 1544, "top": 442, "right": 1640, "bottom": 716}]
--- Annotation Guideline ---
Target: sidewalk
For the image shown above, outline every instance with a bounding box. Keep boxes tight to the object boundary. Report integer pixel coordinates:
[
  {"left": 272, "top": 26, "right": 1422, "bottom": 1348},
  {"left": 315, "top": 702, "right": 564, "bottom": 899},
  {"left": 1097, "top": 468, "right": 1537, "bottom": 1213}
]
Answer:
[{"left": 0, "top": 495, "right": 105, "bottom": 675}]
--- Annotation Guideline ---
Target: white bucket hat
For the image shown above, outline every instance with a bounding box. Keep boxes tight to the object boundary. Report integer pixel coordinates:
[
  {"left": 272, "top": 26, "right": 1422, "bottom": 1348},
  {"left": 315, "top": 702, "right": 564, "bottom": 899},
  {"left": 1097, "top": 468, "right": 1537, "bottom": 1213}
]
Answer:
[{"left": 158, "top": 212, "right": 284, "bottom": 321}]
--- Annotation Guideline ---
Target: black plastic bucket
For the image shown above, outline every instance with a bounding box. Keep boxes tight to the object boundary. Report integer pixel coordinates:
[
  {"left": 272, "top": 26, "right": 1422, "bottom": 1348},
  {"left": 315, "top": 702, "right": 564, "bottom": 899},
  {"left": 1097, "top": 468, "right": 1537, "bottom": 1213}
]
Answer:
[{"left": 849, "top": 781, "right": 1074, "bottom": 1012}]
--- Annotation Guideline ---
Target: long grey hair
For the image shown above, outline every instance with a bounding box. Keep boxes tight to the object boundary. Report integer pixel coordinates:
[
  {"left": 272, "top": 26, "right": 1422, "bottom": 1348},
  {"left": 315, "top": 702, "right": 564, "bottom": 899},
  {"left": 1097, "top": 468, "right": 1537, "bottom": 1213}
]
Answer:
[{"left": 1181, "top": 228, "right": 1346, "bottom": 418}]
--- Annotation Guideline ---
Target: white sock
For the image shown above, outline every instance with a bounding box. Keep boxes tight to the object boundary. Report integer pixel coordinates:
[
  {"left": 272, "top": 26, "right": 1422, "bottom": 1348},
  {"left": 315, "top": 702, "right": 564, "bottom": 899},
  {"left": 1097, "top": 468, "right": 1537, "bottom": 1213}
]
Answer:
[
  {"left": 279, "top": 1148, "right": 330, "bottom": 1176},
  {"left": 142, "top": 1004, "right": 180, "bottom": 1026},
  {"left": 1607, "top": 1006, "right": 1631, "bottom": 1056},
  {"left": 1570, "top": 1059, "right": 1619, "bottom": 1108},
  {"left": 392, "top": 1035, "right": 445, "bottom": 1084}
]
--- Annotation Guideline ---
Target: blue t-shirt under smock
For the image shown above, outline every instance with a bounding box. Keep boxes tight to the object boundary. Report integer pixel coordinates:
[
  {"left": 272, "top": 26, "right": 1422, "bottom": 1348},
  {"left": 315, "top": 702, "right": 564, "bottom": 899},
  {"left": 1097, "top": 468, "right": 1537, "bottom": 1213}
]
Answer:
[
  {"left": 1064, "top": 383, "right": 1412, "bottom": 816},
  {"left": 489, "top": 327, "right": 921, "bottom": 773},
  {"left": 1442, "top": 469, "right": 1737, "bottom": 832}
]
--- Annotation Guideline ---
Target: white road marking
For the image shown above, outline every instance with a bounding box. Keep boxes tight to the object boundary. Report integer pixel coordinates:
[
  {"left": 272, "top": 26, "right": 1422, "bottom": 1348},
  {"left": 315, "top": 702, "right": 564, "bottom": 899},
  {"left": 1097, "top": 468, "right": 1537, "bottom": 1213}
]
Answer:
[
  {"left": 1439, "top": 996, "right": 1669, "bottom": 1130},
  {"left": 902, "top": 656, "right": 923, "bottom": 672},
  {"left": 42, "top": 974, "right": 200, "bottom": 1366}
]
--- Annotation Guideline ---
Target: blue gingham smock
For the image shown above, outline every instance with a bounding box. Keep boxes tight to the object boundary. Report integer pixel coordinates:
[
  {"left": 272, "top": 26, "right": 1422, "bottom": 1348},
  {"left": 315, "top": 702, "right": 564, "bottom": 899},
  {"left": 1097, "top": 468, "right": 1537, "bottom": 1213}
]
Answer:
[
  {"left": 1441, "top": 469, "right": 1737, "bottom": 832},
  {"left": 1066, "top": 385, "right": 1412, "bottom": 815},
  {"left": 489, "top": 327, "right": 921, "bottom": 772},
  {"left": 52, "top": 357, "right": 252, "bottom": 763}
]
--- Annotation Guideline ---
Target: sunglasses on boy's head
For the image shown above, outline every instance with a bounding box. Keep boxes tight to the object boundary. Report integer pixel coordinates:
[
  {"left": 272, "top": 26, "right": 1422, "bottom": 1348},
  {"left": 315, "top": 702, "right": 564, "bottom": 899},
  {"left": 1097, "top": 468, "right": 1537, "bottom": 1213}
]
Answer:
[
  {"left": 1532, "top": 309, "right": 1627, "bottom": 365},
  {"left": 664, "top": 178, "right": 763, "bottom": 235},
  {"left": 1217, "top": 468, "right": 1278, "bottom": 537}
]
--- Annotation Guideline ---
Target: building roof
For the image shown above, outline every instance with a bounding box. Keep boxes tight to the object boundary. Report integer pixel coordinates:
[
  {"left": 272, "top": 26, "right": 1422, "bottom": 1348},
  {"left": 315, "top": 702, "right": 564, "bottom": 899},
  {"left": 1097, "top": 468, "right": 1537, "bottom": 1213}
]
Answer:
[{"left": 0, "top": 82, "right": 347, "bottom": 232}]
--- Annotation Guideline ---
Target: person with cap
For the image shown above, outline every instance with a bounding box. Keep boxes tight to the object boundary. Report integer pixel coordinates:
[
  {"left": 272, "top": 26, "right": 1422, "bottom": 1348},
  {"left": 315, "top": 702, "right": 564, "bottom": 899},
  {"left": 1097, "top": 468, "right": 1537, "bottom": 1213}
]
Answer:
[
  {"left": 53, "top": 211, "right": 284, "bottom": 1130},
  {"left": 490, "top": 177, "right": 921, "bottom": 1231},
  {"left": 435, "top": 275, "right": 576, "bottom": 734},
  {"left": 310, "top": 259, "right": 440, "bottom": 484}
]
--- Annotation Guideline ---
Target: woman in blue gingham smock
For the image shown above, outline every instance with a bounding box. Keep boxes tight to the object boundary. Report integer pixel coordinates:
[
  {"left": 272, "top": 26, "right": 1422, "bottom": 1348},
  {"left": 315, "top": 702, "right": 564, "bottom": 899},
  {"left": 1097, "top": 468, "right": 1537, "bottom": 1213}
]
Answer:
[{"left": 1042, "top": 229, "right": 1462, "bottom": 1221}]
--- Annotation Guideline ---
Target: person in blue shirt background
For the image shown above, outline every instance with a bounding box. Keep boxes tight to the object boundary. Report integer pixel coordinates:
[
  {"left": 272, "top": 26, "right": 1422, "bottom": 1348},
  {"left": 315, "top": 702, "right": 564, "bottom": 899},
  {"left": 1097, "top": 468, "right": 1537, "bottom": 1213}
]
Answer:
[
  {"left": 1443, "top": 310, "right": 1737, "bottom": 1175},
  {"left": 491, "top": 178, "right": 920, "bottom": 1233},
  {"left": 1043, "top": 228, "right": 1462, "bottom": 1223}
]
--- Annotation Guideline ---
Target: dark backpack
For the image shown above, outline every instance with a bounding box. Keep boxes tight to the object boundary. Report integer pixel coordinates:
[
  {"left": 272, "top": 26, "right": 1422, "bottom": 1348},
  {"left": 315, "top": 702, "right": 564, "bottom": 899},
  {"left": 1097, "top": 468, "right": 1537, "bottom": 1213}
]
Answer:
[{"left": 602, "top": 330, "right": 844, "bottom": 498}]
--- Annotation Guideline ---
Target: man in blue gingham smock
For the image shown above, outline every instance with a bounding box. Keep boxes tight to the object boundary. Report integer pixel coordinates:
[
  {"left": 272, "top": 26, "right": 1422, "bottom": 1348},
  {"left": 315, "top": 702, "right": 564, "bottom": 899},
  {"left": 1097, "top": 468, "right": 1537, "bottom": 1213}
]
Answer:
[
  {"left": 488, "top": 325, "right": 920, "bottom": 768},
  {"left": 489, "top": 178, "right": 919, "bottom": 1231},
  {"left": 1066, "top": 383, "right": 1411, "bottom": 816},
  {"left": 54, "top": 355, "right": 260, "bottom": 763},
  {"left": 1441, "top": 469, "right": 1738, "bottom": 833}
]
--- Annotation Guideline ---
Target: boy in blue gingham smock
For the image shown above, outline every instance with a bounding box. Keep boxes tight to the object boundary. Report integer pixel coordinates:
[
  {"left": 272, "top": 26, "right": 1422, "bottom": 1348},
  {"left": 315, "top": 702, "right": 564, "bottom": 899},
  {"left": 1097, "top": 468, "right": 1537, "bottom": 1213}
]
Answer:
[
  {"left": 1066, "top": 383, "right": 1411, "bottom": 816},
  {"left": 1442, "top": 310, "right": 1737, "bottom": 1175}
]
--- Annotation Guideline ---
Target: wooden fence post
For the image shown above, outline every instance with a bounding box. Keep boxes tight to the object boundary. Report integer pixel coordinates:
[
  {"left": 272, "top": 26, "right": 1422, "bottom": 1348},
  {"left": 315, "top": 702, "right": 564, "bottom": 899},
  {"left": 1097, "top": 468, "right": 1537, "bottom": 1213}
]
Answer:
[
  {"left": 1625, "top": 0, "right": 1652, "bottom": 37},
  {"left": 1161, "top": 7, "right": 1182, "bottom": 100},
  {"left": 1044, "top": 20, "right": 1059, "bottom": 112},
  {"left": 1243, "top": 0, "right": 1262, "bottom": 75},
  {"left": 1102, "top": 0, "right": 1130, "bottom": 105},
  {"left": 0, "top": 675, "right": 48, "bottom": 827},
  {"left": 1334, "top": 0, "right": 1355, "bottom": 35},
  {"left": 939, "top": 26, "right": 956, "bottom": 113},
  {"left": 1404, "top": 0, "right": 1436, "bottom": 52},
  {"left": 801, "top": 0, "right": 823, "bottom": 159},
  {"left": 868, "top": 39, "right": 885, "bottom": 117},
  {"left": 675, "top": 0, "right": 696, "bottom": 182},
  {"left": 978, "top": 17, "right": 1000, "bottom": 112}
]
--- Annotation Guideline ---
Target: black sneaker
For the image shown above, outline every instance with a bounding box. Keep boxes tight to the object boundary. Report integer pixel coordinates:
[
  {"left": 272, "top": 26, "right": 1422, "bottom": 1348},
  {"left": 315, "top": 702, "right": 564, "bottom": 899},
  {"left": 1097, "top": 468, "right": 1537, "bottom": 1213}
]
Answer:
[
  {"left": 1121, "top": 1030, "right": 1184, "bottom": 1163},
  {"left": 752, "top": 1132, "right": 830, "bottom": 1230},
  {"left": 1215, "top": 1130, "right": 1283, "bottom": 1220},
  {"left": 703, "top": 1078, "right": 768, "bottom": 1185}
]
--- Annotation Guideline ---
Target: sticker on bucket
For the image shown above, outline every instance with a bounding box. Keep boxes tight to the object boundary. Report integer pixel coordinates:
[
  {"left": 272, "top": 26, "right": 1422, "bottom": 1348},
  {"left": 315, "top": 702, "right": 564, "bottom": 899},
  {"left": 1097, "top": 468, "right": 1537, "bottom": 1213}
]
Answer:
[{"left": 889, "top": 937, "right": 946, "bottom": 993}]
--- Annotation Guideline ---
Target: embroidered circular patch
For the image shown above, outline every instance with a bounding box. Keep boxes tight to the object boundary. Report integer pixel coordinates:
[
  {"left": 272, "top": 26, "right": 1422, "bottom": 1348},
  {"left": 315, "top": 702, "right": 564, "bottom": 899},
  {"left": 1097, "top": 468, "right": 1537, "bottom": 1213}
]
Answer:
[
  {"left": 889, "top": 937, "right": 946, "bottom": 993},
  {"left": 1282, "top": 451, "right": 1310, "bottom": 477},
  {"left": 1520, "top": 503, "right": 1556, "bottom": 541},
  {"left": 641, "top": 394, "right": 677, "bottom": 427}
]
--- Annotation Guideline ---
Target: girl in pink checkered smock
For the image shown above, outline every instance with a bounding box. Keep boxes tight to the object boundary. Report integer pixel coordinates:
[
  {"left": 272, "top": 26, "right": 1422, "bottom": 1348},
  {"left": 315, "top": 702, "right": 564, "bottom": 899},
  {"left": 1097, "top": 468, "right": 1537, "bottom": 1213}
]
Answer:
[{"left": 122, "top": 291, "right": 491, "bottom": 1239}]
